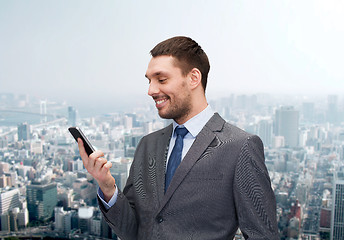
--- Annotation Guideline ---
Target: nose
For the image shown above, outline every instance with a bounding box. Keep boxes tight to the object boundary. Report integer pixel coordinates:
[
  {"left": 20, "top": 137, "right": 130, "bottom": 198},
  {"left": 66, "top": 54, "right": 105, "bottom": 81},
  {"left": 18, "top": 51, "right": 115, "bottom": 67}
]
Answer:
[{"left": 148, "top": 80, "right": 159, "bottom": 96}]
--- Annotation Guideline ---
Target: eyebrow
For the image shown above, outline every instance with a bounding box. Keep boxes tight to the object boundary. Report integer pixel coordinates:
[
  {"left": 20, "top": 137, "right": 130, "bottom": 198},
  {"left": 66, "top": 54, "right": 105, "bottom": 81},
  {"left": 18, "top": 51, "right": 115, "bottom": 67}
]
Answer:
[{"left": 145, "top": 71, "right": 164, "bottom": 79}]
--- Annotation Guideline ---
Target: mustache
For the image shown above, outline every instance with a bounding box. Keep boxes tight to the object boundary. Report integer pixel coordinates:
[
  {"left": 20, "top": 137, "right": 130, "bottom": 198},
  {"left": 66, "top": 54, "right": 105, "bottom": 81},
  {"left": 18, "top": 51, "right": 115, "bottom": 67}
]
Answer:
[{"left": 152, "top": 95, "right": 170, "bottom": 100}]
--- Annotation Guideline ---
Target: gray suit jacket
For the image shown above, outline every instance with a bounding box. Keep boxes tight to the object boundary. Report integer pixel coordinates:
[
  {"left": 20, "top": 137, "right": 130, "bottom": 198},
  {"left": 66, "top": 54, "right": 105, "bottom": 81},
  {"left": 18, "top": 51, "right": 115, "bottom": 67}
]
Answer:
[{"left": 99, "top": 113, "right": 279, "bottom": 239}]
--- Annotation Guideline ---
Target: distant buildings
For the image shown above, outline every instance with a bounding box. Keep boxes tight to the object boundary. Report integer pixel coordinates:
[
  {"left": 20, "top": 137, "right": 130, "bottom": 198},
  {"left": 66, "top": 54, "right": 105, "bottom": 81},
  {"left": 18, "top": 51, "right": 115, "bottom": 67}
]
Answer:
[
  {"left": 26, "top": 181, "right": 57, "bottom": 222},
  {"left": 68, "top": 106, "right": 77, "bottom": 126},
  {"left": 0, "top": 188, "right": 21, "bottom": 215},
  {"left": 258, "top": 119, "right": 273, "bottom": 148},
  {"left": 17, "top": 123, "right": 30, "bottom": 141},
  {"left": 2, "top": 93, "right": 344, "bottom": 239},
  {"left": 54, "top": 206, "right": 117, "bottom": 239},
  {"left": 275, "top": 106, "right": 299, "bottom": 148},
  {"left": 0, "top": 188, "right": 29, "bottom": 231},
  {"left": 331, "top": 171, "right": 344, "bottom": 239}
]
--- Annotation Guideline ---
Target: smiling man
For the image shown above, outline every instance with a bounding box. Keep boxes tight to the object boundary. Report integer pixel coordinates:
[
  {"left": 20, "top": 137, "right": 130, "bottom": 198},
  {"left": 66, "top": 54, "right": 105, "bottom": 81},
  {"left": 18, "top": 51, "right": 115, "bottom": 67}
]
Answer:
[
  {"left": 78, "top": 36, "right": 279, "bottom": 239},
  {"left": 146, "top": 55, "right": 206, "bottom": 124}
]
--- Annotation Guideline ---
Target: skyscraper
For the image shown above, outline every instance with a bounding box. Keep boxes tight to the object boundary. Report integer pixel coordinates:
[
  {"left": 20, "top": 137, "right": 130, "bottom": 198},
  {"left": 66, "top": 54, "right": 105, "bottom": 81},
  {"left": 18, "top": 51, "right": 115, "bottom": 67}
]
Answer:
[
  {"left": 258, "top": 119, "right": 273, "bottom": 148},
  {"left": 17, "top": 123, "right": 30, "bottom": 141},
  {"left": 26, "top": 181, "right": 57, "bottom": 221},
  {"left": 68, "top": 106, "right": 77, "bottom": 126},
  {"left": 331, "top": 171, "right": 344, "bottom": 239},
  {"left": 275, "top": 106, "right": 299, "bottom": 148},
  {"left": 0, "top": 188, "right": 21, "bottom": 215}
]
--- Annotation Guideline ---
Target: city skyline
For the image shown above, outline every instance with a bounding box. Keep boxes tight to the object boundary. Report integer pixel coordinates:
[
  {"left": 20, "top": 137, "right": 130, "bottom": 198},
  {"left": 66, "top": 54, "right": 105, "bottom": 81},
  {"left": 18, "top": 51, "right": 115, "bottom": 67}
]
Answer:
[
  {"left": 1, "top": 89, "right": 344, "bottom": 238},
  {"left": 1, "top": 0, "right": 344, "bottom": 111}
]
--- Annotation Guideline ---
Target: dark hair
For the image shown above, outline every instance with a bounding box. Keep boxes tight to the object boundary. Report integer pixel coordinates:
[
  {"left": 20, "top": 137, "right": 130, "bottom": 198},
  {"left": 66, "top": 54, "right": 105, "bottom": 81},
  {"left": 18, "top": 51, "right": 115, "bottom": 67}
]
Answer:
[{"left": 150, "top": 36, "right": 210, "bottom": 92}]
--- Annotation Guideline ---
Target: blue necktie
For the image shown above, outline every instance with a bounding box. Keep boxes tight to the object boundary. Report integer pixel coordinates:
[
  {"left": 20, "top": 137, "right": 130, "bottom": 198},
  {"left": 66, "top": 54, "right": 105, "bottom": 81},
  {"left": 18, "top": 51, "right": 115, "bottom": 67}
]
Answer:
[{"left": 165, "top": 127, "right": 189, "bottom": 192}]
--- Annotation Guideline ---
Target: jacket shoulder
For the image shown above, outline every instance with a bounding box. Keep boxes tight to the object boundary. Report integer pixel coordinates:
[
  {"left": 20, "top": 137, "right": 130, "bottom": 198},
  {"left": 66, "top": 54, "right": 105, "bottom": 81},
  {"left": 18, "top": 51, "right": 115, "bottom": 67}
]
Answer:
[{"left": 142, "top": 124, "right": 172, "bottom": 140}]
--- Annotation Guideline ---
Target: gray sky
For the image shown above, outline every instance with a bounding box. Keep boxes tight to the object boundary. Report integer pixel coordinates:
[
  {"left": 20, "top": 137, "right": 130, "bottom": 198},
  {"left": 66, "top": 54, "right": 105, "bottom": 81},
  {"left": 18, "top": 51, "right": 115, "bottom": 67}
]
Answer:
[{"left": 1, "top": 0, "right": 344, "bottom": 111}]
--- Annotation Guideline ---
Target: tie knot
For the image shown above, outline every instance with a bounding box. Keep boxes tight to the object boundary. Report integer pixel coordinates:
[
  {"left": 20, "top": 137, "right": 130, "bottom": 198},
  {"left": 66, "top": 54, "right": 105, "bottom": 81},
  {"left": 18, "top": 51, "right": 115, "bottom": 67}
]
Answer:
[{"left": 175, "top": 127, "right": 189, "bottom": 138}]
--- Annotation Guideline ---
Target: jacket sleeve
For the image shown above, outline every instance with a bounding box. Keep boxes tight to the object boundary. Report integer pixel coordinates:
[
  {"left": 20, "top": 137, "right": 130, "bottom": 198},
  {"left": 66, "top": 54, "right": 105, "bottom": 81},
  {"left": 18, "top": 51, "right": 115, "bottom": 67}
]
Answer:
[
  {"left": 233, "top": 135, "right": 279, "bottom": 239},
  {"left": 98, "top": 139, "right": 145, "bottom": 240}
]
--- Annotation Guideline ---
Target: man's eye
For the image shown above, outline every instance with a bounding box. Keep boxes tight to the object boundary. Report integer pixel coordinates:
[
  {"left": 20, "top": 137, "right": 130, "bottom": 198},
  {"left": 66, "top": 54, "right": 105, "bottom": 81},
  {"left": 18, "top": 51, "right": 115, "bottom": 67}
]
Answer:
[{"left": 159, "top": 79, "right": 167, "bottom": 82}]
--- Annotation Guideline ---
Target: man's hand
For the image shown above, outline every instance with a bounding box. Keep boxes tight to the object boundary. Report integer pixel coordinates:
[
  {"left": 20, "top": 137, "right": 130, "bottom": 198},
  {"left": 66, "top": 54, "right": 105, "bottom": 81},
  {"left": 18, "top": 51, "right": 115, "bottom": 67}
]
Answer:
[{"left": 78, "top": 138, "right": 116, "bottom": 202}]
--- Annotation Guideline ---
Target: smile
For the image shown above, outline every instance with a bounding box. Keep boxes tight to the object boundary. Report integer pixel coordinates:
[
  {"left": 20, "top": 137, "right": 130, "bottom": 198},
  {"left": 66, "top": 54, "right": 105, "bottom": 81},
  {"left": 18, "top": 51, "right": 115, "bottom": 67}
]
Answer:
[
  {"left": 154, "top": 96, "right": 169, "bottom": 109},
  {"left": 156, "top": 99, "right": 167, "bottom": 104}
]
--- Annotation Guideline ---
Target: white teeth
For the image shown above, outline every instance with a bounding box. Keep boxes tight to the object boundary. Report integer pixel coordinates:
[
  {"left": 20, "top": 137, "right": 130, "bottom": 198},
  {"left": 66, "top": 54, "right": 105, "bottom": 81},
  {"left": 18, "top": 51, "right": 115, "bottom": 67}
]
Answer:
[{"left": 156, "top": 99, "right": 167, "bottom": 104}]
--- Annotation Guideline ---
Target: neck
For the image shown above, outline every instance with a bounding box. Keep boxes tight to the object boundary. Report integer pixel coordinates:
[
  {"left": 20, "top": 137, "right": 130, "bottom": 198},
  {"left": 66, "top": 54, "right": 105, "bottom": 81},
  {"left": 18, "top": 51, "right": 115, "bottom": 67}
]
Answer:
[{"left": 174, "top": 96, "right": 208, "bottom": 125}]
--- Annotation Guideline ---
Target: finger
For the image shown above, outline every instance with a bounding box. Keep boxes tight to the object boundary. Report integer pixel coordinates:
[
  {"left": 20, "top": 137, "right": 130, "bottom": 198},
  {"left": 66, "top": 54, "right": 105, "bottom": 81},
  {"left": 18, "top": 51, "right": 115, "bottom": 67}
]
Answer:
[
  {"left": 89, "top": 150, "right": 105, "bottom": 160},
  {"left": 100, "top": 161, "right": 113, "bottom": 178},
  {"left": 78, "top": 138, "right": 88, "bottom": 160},
  {"left": 103, "top": 161, "right": 112, "bottom": 170},
  {"left": 77, "top": 138, "right": 89, "bottom": 167},
  {"left": 88, "top": 150, "right": 104, "bottom": 167},
  {"left": 94, "top": 157, "right": 108, "bottom": 172}
]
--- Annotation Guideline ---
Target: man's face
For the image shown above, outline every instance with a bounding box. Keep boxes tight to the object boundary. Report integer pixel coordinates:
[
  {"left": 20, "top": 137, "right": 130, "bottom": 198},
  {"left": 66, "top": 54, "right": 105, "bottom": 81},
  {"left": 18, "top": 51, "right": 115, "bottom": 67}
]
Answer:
[{"left": 145, "top": 55, "right": 192, "bottom": 123}]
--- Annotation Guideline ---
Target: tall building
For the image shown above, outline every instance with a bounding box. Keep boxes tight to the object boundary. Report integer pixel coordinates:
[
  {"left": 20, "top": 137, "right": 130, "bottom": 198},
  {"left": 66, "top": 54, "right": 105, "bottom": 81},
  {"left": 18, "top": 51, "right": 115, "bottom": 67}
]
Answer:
[
  {"left": 78, "top": 207, "right": 94, "bottom": 233},
  {"left": 26, "top": 181, "right": 57, "bottom": 221},
  {"left": 17, "top": 123, "right": 30, "bottom": 141},
  {"left": 0, "top": 188, "right": 21, "bottom": 215},
  {"left": 0, "top": 162, "right": 10, "bottom": 174},
  {"left": 258, "top": 119, "right": 273, "bottom": 148},
  {"left": 275, "top": 106, "right": 299, "bottom": 148},
  {"left": 68, "top": 106, "right": 77, "bottom": 126},
  {"left": 331, "top": 171, "right": 344, "bottom": 239},
  {"left": 54, "top": 207, "right": 73, "bottom": 234}
]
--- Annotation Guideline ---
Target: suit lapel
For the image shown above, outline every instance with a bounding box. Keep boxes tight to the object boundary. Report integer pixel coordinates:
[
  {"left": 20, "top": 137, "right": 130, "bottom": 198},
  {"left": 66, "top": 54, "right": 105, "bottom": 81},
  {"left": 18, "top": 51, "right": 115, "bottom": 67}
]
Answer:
[
  {"left": 157, "top": 113, "right": 225, "bottom": 213},
  {"left": 155, "top": 124, "right": 173, "bottom": 206}
]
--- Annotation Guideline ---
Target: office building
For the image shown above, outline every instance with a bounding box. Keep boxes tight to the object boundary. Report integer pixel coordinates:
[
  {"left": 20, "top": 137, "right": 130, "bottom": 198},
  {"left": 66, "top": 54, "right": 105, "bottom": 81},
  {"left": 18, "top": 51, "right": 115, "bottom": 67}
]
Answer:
[
  {"left": 17, "top": 123, "right": 30, "bottom": 141},
  {"left": 90, "top": 210, "right": 102, "bottom": 236},
  {"left": 275, "top": 106, "right": 299, "bottom": 148},
  {"left": 54, "top": 207, "right": 73, "bottom": 233},
  {"left": 68, "top": 106, "right": 77, "bottom": 126},
  {"left": 331, "top": 171, "right": 344, "bottom": 239},
  {"left": 0, "top": 203, "right": 28, "bottom": 231},
  {"left": 258, "top": 119, "right": 273, "bottom": 148},
  {"left": 78, "top": 206, "right": 94, "bottom": 233},
  {"left": 0, "top": 162, "right": 10, "bottom": 174},
  {"left": 0, "top": 188, "right": 21, "bottom": 215},
  {"left": 26, "top": 181, "right": 57, "bottom": 221},
  {"left": 17, "top": 207, "right": 29, "bottom": 229}
]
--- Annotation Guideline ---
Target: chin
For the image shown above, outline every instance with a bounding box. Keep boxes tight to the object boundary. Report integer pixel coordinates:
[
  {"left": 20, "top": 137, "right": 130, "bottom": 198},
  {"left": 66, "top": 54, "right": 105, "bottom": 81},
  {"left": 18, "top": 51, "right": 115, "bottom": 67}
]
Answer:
[
  {"left": 157, "top": 110, "right": 173, "bottom": 120},
  {"left": 158, "top": 112, "right": 170, "bottom": 120}
]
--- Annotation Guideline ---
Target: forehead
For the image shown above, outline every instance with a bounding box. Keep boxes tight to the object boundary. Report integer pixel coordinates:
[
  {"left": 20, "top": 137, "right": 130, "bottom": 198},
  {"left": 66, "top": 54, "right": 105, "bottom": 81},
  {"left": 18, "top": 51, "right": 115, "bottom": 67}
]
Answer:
[{"left": 145, "top": 55, "right": 181, "bottom": 79}]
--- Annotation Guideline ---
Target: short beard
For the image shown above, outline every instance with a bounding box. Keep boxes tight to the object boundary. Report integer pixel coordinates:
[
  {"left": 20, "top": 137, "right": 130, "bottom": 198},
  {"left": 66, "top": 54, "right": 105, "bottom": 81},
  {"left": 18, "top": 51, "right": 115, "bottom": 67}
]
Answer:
[{"left": 158, "top": 94, "right": 192, "bottom": 123}]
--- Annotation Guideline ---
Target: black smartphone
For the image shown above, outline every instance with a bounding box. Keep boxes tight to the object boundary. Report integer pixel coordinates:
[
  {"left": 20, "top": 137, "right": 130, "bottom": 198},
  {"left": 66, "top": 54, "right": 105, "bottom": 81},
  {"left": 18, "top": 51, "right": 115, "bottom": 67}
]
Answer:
[{"left": 68, "top": 127, "right": 95, "bottom": 156}]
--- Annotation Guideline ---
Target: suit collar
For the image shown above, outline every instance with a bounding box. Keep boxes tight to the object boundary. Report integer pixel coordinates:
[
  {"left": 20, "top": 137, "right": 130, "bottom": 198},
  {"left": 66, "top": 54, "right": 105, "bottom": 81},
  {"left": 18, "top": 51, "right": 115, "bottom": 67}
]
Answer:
[
  {"left": 171, "top": 105, "right": 215, "bottom": 138},
  {"left": 205, "top": 113, "right": 225, "bottom": 132}
]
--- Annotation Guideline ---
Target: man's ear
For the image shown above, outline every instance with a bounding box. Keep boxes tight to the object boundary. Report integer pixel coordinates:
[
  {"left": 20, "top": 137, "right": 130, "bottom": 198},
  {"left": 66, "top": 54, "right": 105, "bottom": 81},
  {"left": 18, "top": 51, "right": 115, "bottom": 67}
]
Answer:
[{"left": 189, "top": 68, "right": 202, "bottom": 90}]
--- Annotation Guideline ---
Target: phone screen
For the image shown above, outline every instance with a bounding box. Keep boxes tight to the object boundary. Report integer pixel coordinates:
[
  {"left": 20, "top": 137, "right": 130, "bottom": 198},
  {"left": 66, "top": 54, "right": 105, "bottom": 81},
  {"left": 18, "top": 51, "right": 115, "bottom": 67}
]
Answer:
[{"left": 68, "top": 127, "right": 95, "bottom": 156}]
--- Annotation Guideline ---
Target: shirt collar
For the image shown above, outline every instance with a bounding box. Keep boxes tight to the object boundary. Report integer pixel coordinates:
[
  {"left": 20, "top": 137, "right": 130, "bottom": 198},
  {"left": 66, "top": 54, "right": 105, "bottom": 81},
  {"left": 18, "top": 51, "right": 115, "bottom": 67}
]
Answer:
[{"left": 172, "top": 105, "right": 215, "bottom": 138}]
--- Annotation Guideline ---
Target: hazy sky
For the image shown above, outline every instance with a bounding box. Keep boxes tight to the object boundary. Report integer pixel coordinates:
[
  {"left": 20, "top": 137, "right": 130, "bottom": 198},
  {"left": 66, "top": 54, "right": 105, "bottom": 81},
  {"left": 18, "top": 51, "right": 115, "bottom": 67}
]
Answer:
[{"left": 1, "top": 0, "right": 344, "bottom": 112}]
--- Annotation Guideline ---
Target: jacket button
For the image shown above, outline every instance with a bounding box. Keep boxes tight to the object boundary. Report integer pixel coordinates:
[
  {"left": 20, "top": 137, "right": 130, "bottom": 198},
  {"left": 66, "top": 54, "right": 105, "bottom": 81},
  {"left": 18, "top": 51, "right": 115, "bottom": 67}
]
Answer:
[{"left": 156, "top": 216, "right": 163, "bottom": 223}]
